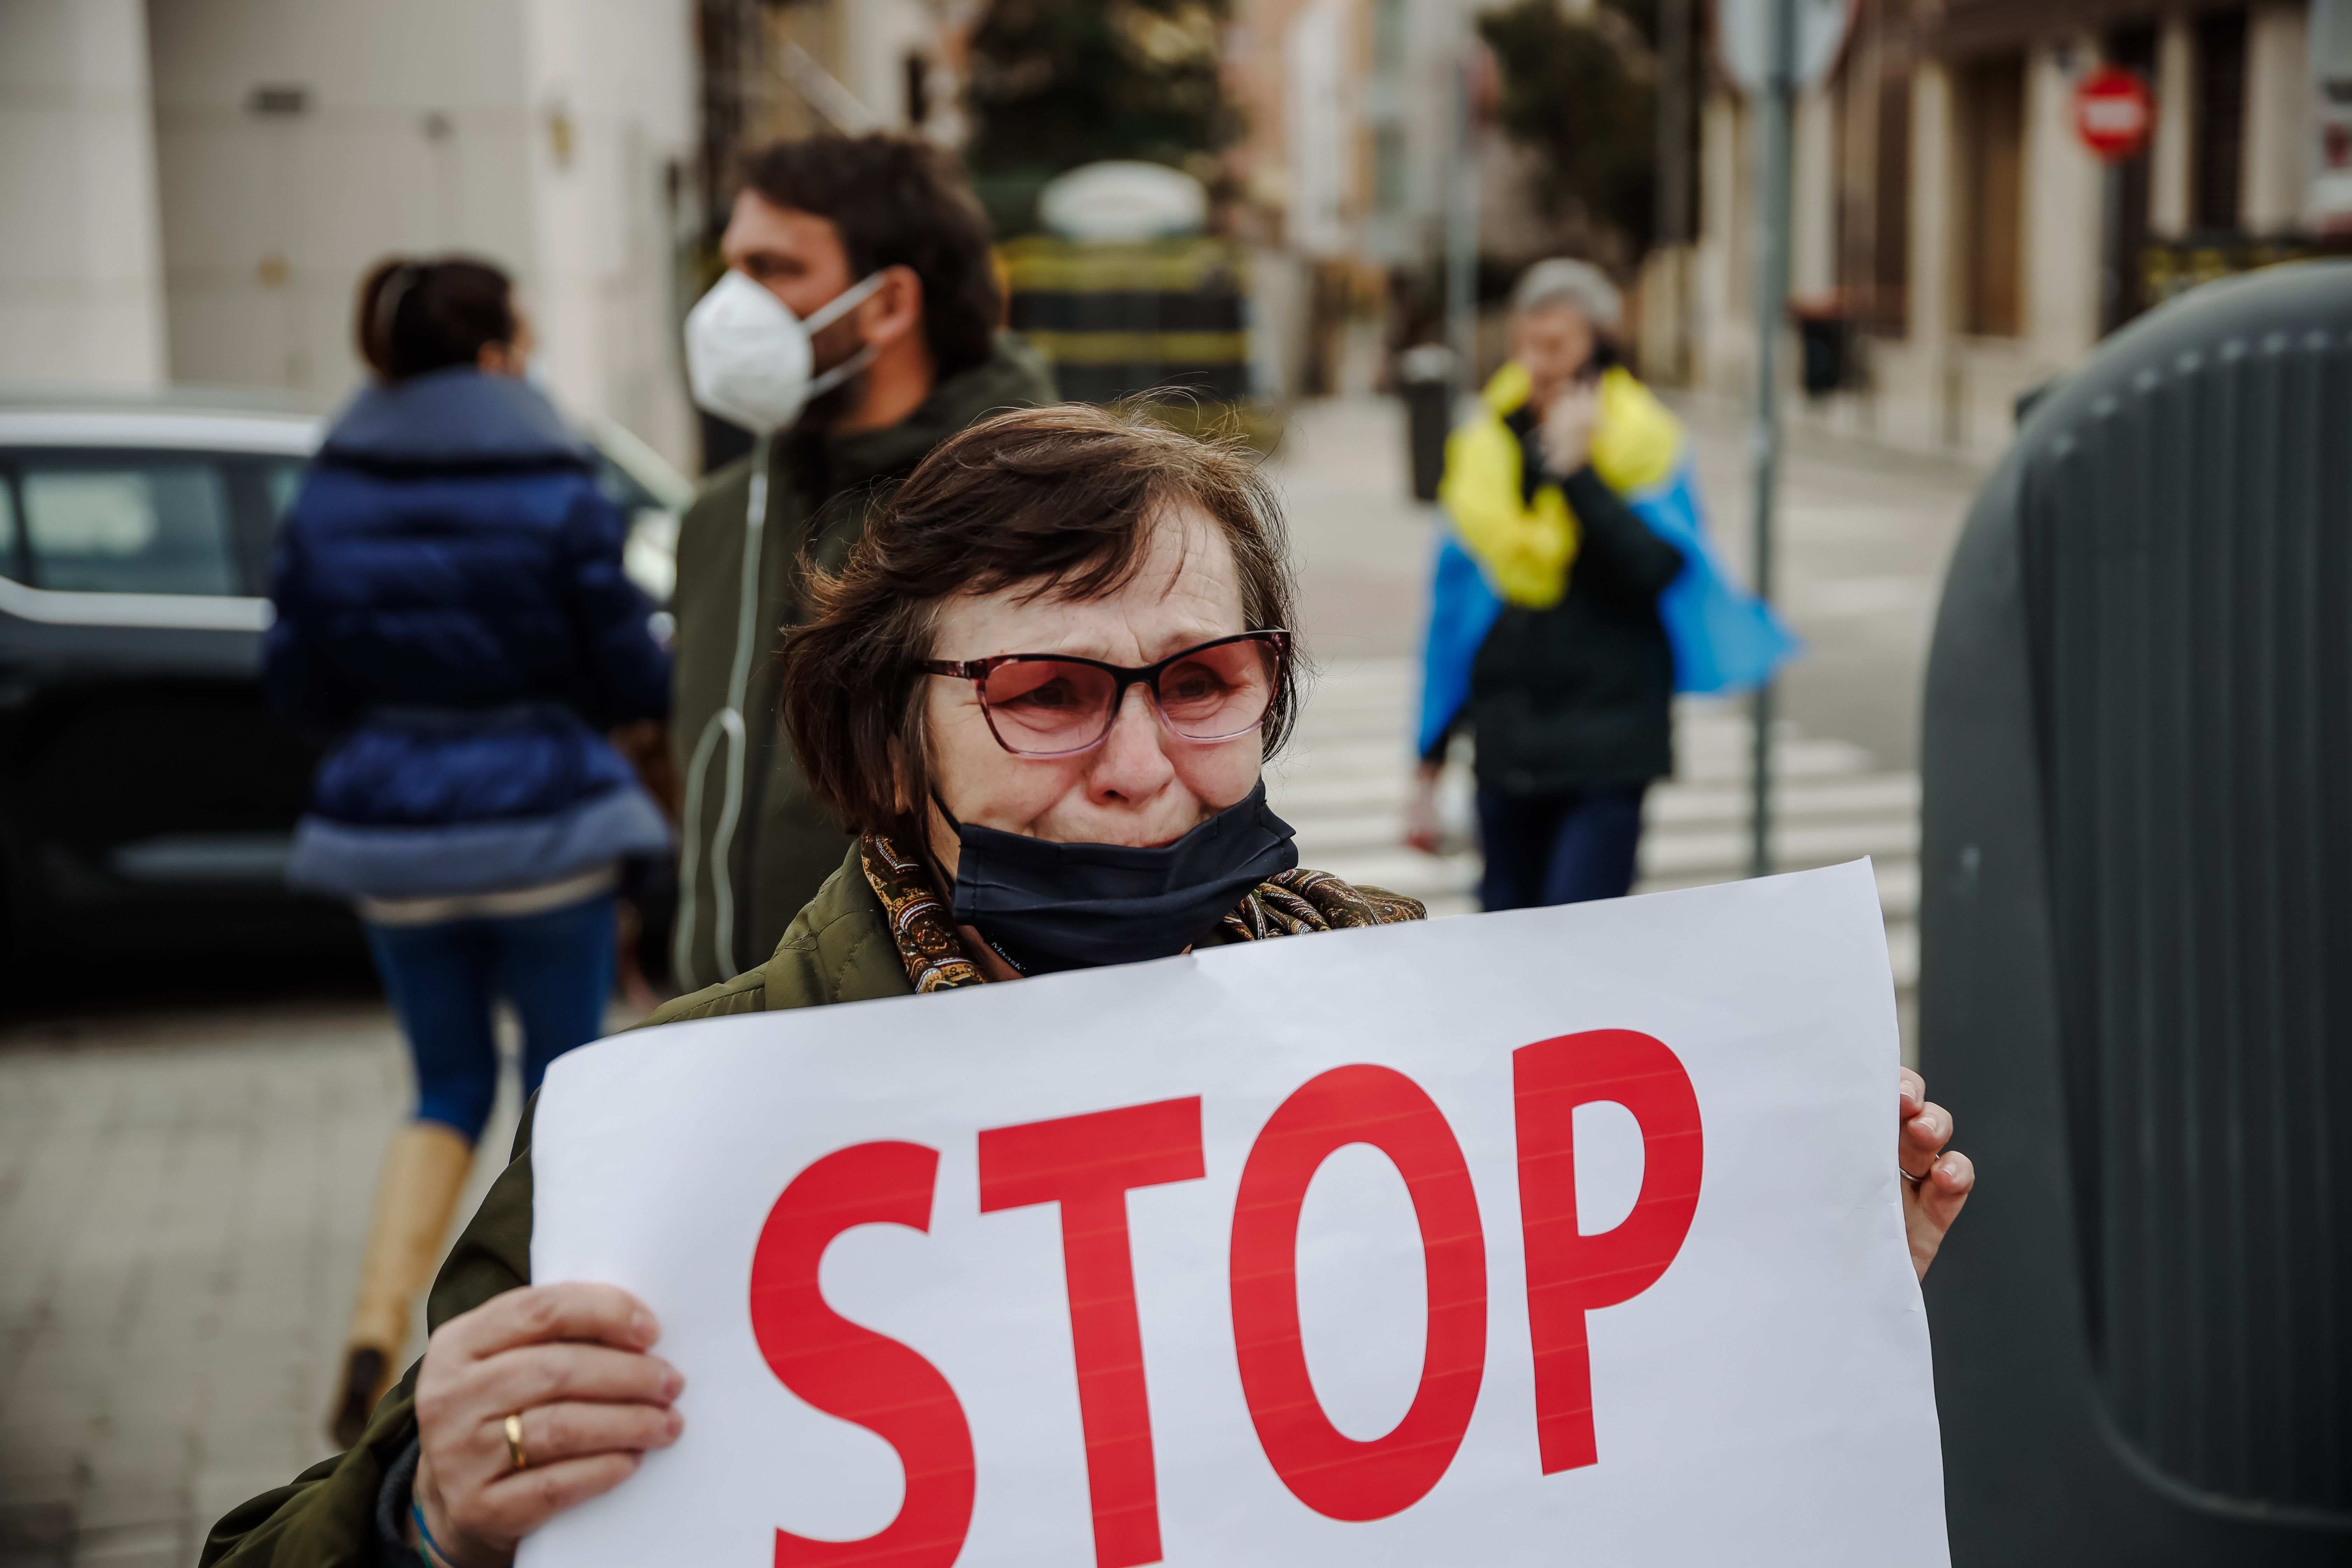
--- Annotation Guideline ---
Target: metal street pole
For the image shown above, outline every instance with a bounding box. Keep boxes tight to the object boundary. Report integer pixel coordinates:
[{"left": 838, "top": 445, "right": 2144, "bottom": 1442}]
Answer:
[
  {"left": 1748, "top": 0, "right": 1796, "bottom": 880},
  {"left": 1446, "top": 31, "right": 1482, "bottom": 411}
]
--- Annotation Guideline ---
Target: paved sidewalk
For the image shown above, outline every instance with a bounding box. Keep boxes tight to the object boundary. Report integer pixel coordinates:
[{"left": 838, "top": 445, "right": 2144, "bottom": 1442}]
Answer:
[
  {"left": 0, "top": 1004, "right": 535, "bottom": 1568},
  {"left": 0, "top": 392, "right": 1984, "bottom": 1567}
]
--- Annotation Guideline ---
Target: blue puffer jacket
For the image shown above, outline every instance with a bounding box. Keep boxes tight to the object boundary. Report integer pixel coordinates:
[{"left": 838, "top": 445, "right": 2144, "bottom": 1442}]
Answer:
[{"left": 267, "top": 367, "right": 672, "bottom": 900}]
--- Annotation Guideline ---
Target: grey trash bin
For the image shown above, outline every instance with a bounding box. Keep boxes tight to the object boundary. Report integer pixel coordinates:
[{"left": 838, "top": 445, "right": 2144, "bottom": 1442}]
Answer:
[{"left": 1919, "top": 260, "right": 2352, "bottom": 1563}]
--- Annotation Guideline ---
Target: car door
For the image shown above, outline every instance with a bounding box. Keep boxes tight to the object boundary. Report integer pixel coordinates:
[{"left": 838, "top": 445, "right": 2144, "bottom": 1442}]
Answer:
[{"left": 0, "top": 445, "right": 330, "bottom": 944}]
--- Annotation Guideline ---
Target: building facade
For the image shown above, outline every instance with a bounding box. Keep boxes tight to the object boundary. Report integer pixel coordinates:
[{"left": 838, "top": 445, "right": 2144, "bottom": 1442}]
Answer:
[
  {"left": 1659, "top": 0, "right": 2330, "bottom": 458},
  {"left": 3, "top": 0, "right": 702, "bottom": 467},
  {"left": 1224, "top": 0, "right": 1515, "bottom": 397},
  {"left": 695, "top": 0, "right": 967, "bottom": 212}
]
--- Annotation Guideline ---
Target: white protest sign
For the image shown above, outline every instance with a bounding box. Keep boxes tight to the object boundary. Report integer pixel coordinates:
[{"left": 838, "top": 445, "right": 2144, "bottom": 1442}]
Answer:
[{"left": 520, "top": 860, "right": 1945, "bottom": 1568}]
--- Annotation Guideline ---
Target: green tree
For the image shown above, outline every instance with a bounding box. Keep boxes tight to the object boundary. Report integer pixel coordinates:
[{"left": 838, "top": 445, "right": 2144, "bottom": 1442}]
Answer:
[
  {"left": 965, "top": 0, "right": 1234, "bottom": 234},
  {"left": 1478, "top": 0, "right": 1658, "bottom": 258}
]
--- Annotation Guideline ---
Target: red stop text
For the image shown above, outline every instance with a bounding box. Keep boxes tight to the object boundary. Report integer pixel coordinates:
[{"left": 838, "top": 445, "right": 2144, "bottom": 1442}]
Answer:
[{"left": 745, "top": 1029, "right": 1702, "bottom": 1567}]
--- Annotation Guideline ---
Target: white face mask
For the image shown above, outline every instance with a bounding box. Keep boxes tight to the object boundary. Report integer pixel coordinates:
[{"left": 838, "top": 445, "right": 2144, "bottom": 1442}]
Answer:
[{"left": 683, "top": 268, "right": 887, "bottom": 435}]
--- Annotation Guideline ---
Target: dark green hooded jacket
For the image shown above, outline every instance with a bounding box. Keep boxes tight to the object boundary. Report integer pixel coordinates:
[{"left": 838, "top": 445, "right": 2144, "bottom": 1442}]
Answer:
[{"left": 666, "top": 338, "right": 1055, "bottom": 994}]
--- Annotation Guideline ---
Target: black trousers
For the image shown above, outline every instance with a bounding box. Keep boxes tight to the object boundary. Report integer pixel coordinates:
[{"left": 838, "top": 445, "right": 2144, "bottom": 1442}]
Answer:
[{"left": 1475, "top": 783, "right": 1648, "bottom": 911}]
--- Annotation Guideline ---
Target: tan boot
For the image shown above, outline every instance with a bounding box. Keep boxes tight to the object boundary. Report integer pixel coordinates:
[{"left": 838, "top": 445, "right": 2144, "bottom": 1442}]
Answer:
[{"left": 328, "top": 1121, "right": 475, "bottom": 1446}]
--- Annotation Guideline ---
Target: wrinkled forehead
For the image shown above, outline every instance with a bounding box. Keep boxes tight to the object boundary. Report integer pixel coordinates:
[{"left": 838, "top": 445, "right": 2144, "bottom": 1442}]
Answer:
[
  {"left": 936, "top": 503, "right": 1245, "bottom": 650},
  {"left": 1112, "top": 502, "right": 1233, "bottom": 600}
]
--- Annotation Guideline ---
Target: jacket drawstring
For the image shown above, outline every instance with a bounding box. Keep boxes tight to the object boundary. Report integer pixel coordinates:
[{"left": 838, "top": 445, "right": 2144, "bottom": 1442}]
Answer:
[{"left": 675, "top": 433, "right": 770, "bottom": 986}]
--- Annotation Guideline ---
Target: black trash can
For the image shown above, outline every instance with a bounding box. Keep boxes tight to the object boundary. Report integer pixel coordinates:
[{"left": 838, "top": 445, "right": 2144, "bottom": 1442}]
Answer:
[
  {"left": 1398, "top": 342, "right": 1457, "bottom": 503},
  {"left": 1918, "top": 260, "right": 2352, "bottom": 1565},
  {"left": 1794, "top": 307, "right": 1848, "bottom": 397}
]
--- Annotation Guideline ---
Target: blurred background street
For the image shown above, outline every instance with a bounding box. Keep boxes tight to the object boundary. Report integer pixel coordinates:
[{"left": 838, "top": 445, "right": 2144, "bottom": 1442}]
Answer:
[{"left": 4, "top": 0, "right": 2345, "bottom": 1561}]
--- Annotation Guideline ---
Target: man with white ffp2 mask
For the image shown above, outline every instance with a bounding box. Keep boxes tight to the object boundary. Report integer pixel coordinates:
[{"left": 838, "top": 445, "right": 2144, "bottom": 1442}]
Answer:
[
  {"left": 683, "top": 268, "right": 887, "bottom": 435},
  {"left": 665, "top": 134, "right": 1054, "bottom": 993}
]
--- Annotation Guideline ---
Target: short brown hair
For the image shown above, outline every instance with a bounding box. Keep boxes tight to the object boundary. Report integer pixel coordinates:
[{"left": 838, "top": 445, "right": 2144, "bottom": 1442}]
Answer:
[
  {"left": 780, "top": 404, "right": 1300, "bottom": 840},
  {"left": 745, "top": 135, "right": 1000, "bottom": 380}
]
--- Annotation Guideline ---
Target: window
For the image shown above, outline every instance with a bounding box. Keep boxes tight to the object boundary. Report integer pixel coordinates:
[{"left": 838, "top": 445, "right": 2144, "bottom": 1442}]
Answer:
[
  {"left": 19, "top": 460, "right": 238, "bottom": 595},
  {"left": 593, "top": 450, "right": 660, "bottom": 513},
  {"left": 2192, "top": 9, "right": 2247, "bottom": 232},
  {"left": 1373, "top": 124, "right": 1408, "bottom": 214},
  {"left": 263, "top": 460, "right": 306, "bottom": 524},
  {"left": 903, "top": 51, "right": 929, "bottom": 129},
  {"left": 1373, "top": 0, "right": 1407, "bottom": 75},
  {"left": 0, "top": 473, "right": 18, "bottom": 582},
  {"left": 1871, "top": 69, "right": 1913, "bottom": 334},
  {"left": 1832, "top": 0, "right": 1910, "bottom": 336},
  {"left": 1960, "top": 53, "right": 2027, "bottom": 338}
]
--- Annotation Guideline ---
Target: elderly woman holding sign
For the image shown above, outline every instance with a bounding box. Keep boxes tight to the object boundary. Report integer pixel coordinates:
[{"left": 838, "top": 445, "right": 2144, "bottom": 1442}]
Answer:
[{"left": 203, "top": 407, "right": 1974, "bottom": 1568}]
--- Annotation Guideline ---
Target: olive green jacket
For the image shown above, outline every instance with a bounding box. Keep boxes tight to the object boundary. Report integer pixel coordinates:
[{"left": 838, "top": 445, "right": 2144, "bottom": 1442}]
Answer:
[
  {"left": 667, "top": 338, "right": 1055, "bottom": 994},
  {"left": 202, "top": 848, "right": 910, "bottom": 1567},
  {"left": 203, "top": 847, "right": 1416, "bottom": 1565}
]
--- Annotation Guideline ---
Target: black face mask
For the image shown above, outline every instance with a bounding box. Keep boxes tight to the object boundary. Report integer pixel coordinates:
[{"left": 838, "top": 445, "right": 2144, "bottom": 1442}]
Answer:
[{"left": 935, "top": 781, "right": 1299, "bottom": 974}]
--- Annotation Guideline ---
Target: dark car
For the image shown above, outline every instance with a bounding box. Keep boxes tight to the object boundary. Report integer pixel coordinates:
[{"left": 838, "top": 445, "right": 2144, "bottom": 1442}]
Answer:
[{"left": 0, "top": 387, "right": 685, "bottom": 980}]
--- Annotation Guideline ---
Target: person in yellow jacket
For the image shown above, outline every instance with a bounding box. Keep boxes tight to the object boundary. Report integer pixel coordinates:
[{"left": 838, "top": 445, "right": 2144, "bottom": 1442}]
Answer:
[{"left": 1408, "top": 259, "right": 1791, "bottom": 908}]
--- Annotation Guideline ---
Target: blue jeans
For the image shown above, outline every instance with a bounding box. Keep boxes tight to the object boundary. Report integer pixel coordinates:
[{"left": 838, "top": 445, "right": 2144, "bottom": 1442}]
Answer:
[
  {"left": 1476, "top": 784, "right": 1648, "bottom": 911},
  {"left": 364, "top": 894, "right": 616, "bottom": 1142}
]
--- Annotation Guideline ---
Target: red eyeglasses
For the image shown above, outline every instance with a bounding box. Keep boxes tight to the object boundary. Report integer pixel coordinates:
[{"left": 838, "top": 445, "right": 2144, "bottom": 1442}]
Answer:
[{"left": 921, "top": 630, "right": 1290, "bottom": 758}]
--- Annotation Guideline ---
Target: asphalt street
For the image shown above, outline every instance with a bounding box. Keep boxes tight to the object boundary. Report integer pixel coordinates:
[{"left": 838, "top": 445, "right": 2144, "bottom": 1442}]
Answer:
[{"left": 0, "top": 393, "right": 1982, "bottom": 1567}]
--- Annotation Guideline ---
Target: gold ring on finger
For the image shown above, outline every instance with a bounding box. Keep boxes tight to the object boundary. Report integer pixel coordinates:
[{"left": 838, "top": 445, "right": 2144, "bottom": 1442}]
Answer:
[{"left": 505, "top": 1411, "right": 529, "bottom": 1472}]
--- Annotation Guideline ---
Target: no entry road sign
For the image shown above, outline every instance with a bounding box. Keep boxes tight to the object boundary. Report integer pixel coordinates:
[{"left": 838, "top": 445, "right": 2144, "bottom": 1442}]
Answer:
[{"left": 2075, "top": 66, "right": 2156, "bottom": 162}]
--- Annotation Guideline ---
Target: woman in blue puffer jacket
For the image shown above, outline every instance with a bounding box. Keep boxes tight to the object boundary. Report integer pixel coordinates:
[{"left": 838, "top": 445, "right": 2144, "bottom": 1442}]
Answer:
[{"left": 266, "top": 255, "right": 673, "bottom": 1445}]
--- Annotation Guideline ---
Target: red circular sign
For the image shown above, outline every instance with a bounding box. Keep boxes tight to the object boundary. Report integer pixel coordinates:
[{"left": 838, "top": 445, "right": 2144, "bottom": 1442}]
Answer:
[{"left": 2074, "top": 66, "right": 2155, "bottom": 161}]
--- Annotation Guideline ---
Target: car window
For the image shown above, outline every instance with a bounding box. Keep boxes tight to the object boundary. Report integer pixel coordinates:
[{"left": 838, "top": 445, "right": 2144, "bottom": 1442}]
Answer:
[
  {"left": 594, "top": 449, "right": 662, "bottom": 513},
  {"left": 0, "top": 474, "right": 18, "bottom": 581},
  {"left": 20, "top": 460, "right": 239, "bottom": 596},
  {"left": 263, "top": 460, "right": 307, "bottom": 524}
]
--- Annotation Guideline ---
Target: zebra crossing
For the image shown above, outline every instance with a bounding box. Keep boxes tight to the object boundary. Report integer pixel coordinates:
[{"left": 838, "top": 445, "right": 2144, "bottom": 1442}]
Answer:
[{"left": 1264, "top": 656, "right": 1920, "bottom": 992}]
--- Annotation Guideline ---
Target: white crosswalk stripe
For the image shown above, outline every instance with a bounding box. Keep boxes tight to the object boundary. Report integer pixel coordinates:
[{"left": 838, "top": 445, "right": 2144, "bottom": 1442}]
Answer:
[{"left": 1266, "top": 656, "right": 1920, "bottom": 991}]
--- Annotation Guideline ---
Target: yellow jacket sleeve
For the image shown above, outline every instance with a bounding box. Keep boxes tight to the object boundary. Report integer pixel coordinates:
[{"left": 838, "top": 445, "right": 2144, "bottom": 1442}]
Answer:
[
  {"left": 1439, "top": 364, "right": 1686, "bottom": 611},
  {"left": 1587, "top": 366, "right": 1684, "bottom": 494},
  {"left": 1438, "top": 406, "right": 1578, "bottom": 610}
]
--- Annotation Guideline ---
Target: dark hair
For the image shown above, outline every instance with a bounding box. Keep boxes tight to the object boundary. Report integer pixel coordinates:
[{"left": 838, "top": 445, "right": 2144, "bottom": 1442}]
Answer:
[
  {"left": 743, "top": 134, "right": 1000, "bottom": 381},
  {"left": 355, "top": 256, "right": 517, "bottom": 381},
  {"left": 781, "top": 404, "right": 1300, "bottom": 840}
]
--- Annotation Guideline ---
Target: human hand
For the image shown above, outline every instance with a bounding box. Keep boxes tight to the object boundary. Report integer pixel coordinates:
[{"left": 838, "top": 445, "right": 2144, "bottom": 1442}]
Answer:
[
  {"left": 1538, "top": 380, "right": 1600, "bottom": 477},
  {"left": 1898, "top": 1067, "right": 1973, "bottom": 1281},
  {"left": 411, "top": 1283, "right": 684, "bottom": 1568},
  {"left": 1404, "top": 762, "right": 1444, "bottom": 855}
]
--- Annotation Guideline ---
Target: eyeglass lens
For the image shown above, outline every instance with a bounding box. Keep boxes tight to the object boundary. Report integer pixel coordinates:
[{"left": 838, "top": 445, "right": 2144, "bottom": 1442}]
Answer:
[{"left": 979, "top": 638, "right": 1280, "bottom": 755}]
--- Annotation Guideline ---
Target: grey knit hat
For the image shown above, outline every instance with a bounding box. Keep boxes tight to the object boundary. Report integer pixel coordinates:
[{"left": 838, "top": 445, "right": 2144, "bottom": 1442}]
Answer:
[{"left": 1510, "top": 258, "right": 1623, "bottom": 331}]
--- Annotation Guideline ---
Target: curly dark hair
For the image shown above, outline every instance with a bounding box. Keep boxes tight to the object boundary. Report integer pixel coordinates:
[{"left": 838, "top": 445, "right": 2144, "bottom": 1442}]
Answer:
[
  {"left": 780, "top": 403, "right": 1300, "bottom": 841},
  {"left": 744, "top": 134, "right": 1001, "bottom": 381}
]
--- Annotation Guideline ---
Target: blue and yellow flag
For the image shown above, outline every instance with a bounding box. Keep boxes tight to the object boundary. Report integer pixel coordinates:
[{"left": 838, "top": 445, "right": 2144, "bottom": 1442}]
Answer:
[{"left": 1415, "top": 365, "right": 1797, "bottom": 757}]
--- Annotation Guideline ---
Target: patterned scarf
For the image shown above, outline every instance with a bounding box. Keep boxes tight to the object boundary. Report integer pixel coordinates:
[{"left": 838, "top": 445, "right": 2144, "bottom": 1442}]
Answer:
[{"left": 860, "top": 833, "right": 1425, "bottom": 994}]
